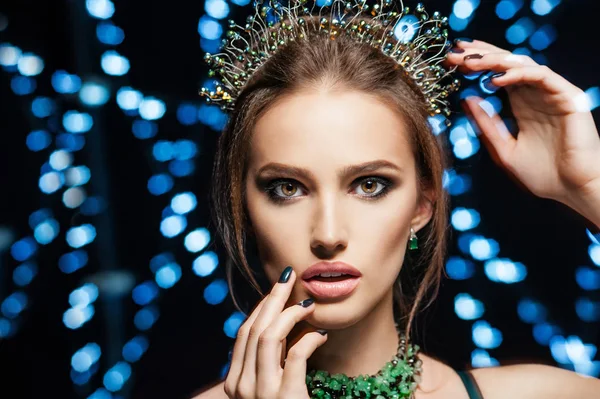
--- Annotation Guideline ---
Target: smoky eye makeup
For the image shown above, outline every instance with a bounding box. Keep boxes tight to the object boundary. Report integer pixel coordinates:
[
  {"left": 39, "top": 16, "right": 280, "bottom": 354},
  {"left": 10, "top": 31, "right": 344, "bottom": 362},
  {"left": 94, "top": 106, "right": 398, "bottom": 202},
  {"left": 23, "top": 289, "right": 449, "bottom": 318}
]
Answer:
[{"left": 256, "top": 175, "right": 396, "bottom": 204}]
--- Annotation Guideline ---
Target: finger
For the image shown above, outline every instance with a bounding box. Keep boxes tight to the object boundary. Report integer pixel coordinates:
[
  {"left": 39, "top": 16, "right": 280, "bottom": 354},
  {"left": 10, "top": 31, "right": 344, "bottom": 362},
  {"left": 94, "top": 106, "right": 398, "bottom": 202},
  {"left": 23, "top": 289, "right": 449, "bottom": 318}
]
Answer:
[
  {"left": 454, "top": 38, "right": 511, "bottom": 53},
  {"left": 484, "top": 64, "right": 584, "bottom": 101},
  {"left": 443, "top": 46, "right": 500, "bottom": 71},
  {"left": 224, "top": 295, "right": 268, "bottom": 397},
  {"left": 280, "top": 331, "right": 328, "bottom": 395},
  {"left": 462, "top": 96, "right": 516, "bottom": 167},
  {"left": 256, "top": 298, "right": 316, "bottom": 397},
  {"left": 238, "top": 267, "right": 297, "bottom": 396},
  {"left": 461, "top": 52, "right": 539, "bottom": 74}
]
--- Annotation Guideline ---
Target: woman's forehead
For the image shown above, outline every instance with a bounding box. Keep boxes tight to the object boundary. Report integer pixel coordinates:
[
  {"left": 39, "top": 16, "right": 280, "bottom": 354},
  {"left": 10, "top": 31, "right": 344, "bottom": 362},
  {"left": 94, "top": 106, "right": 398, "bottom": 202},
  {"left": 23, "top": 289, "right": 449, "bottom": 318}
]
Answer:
[{"left": 250, "top": 90, "right": 414, "bottom": 167}]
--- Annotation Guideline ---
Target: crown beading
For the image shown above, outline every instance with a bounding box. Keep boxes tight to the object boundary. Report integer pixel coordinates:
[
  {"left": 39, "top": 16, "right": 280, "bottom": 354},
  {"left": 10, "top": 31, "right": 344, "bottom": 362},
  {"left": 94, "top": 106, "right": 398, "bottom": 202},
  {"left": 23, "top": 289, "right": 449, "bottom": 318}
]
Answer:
[{"left": 199, "top": 0, "right": 460, "bottom": 125}]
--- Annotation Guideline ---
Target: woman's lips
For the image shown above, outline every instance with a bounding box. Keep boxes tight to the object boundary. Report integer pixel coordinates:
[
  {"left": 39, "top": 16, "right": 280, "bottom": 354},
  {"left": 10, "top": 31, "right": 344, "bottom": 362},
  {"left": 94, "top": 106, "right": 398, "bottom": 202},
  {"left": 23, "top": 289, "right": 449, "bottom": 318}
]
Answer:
[{"left": 300, "top": 276, "right": 361, "bottom": 299}]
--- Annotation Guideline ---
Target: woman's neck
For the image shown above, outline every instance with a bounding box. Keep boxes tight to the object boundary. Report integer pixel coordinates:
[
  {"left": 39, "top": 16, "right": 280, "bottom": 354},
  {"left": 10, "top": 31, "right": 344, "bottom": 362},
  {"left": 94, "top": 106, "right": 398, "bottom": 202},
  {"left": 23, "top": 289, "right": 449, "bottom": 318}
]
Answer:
[{"left": 297, "top": 289, "right": 400, "bottom": 376}]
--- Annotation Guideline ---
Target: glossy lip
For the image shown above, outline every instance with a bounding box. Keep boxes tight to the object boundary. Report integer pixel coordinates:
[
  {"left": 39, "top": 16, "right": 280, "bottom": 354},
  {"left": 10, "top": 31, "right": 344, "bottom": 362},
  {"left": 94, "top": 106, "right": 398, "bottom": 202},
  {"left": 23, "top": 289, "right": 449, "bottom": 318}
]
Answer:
[
  {"left": 301, "top": 261, "right": 362, "bottom": 280},
  {"left": 300, "top": 276, "right": 361, "bottom": 299},
  {"left": 300, "top": 261, "right": 362, "bottom": 300}
]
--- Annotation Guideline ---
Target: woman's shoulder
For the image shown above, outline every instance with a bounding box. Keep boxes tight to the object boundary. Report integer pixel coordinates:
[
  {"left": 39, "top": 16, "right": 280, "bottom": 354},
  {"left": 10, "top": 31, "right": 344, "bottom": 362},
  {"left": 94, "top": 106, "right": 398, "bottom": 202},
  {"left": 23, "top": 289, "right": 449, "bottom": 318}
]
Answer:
[
  {"left": 469, "top": 363, "right": 600, "bottom": 399},
  {"left": 191, "top": 380, "right": 227, "bottom": 399}
]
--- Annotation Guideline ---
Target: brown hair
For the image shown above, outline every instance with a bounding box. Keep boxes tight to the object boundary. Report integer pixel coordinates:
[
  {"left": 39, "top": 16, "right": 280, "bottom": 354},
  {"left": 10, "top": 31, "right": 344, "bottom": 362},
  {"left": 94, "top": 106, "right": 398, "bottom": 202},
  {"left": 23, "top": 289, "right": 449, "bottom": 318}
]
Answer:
[{"left": 209, "top": 21, "right": 451, "bottom": 339}]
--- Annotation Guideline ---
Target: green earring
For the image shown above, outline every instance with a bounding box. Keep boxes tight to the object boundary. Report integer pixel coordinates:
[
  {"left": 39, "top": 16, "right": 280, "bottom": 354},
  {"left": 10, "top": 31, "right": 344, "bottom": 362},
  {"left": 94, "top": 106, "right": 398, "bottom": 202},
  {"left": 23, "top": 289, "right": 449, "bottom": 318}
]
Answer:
[{"left": 409, "top": 227, "right": 418, "bottom": 250}]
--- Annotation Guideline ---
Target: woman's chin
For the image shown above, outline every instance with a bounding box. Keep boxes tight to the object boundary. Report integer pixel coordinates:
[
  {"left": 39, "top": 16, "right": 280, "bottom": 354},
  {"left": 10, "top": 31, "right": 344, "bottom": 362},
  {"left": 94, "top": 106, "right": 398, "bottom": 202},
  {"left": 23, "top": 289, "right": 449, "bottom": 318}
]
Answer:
[{"left": 303, "top": 301, "right": 364, "bottom": 330}]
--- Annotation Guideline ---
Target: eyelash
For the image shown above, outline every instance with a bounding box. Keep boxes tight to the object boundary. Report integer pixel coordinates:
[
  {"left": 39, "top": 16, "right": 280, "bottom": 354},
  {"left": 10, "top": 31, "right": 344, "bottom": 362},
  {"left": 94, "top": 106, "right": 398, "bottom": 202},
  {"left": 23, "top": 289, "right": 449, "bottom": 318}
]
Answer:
[{"left": 262, "top": 176, "right": 394, "bottom": 204}]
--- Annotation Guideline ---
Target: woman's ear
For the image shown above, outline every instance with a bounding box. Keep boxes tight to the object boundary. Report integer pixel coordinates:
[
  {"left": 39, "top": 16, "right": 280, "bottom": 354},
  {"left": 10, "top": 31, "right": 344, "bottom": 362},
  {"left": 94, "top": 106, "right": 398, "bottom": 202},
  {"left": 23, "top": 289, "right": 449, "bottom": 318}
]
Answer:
[{"left": 411, "top": 188, "right": 435, "bottom": 232}]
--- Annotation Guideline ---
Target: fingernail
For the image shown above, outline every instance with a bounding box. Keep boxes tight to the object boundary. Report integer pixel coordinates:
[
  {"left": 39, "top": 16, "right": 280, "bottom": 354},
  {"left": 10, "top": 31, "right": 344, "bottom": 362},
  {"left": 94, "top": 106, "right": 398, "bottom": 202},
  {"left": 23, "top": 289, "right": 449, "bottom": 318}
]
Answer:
[
  {"left": 454, "top": 37, "right": 473, "bottom": 44},
  {"left": 450, "top": 48, "right": 465, "bottom": 54},
  {"left": 491, "top": 72, "right": 506, "bottom": 79},
  {"left": 298, "top": 298, "right": 315, "bottom": 307},
  {"left": 481, "top": 74, "right": 501, "bottom": 93},
  {"left": 464, "top": 53, "right": 484, "bottom": 60},
  {"left": 317, "top": 329, "right": 328, "bottom": 335},
  {"left": 279, "top": 266, "right": 293, "bottom": 283}
]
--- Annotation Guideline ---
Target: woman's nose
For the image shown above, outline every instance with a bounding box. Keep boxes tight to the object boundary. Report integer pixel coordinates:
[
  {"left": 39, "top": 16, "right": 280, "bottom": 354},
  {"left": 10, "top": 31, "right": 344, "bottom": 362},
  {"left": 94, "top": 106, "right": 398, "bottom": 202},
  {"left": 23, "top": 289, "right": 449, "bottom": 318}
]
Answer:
[{"left": 309, "top": 195, "right": 348, "bottom": 255}]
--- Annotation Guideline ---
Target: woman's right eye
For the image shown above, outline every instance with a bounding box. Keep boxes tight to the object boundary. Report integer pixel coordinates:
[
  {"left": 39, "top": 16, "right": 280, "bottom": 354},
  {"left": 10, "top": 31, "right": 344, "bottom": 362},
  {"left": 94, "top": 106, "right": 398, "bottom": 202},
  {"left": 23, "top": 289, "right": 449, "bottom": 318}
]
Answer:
[{"left": 264, "top": 179, "right": 305, "bottom": 202}]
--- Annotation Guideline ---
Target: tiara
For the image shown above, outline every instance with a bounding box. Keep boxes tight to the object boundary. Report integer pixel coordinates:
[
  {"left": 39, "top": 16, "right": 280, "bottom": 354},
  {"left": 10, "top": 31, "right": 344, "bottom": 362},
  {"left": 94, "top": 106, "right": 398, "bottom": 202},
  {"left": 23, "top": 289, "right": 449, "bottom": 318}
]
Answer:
[{"left": 199, "top": 0, "right": 461, "bottom": 125}]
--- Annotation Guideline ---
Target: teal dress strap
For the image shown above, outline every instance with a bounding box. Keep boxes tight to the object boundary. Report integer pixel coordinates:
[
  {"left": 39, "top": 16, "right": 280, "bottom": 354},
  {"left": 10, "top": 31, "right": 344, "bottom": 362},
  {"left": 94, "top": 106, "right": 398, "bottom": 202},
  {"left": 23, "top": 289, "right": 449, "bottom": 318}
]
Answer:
[{"left": 456, "top": 370, "right": 484, "bottom": 399}]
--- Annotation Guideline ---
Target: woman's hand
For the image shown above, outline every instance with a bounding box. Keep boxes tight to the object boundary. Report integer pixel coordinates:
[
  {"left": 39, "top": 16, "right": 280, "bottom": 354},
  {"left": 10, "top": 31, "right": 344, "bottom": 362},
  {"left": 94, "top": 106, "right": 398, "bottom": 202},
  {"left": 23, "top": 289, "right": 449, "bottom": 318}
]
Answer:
[
  {"left": 223, "top": 266, "right": 327, "bottom": 399},
  {"left": 445, "top": 39, "right": 600, "bottom": 216}
]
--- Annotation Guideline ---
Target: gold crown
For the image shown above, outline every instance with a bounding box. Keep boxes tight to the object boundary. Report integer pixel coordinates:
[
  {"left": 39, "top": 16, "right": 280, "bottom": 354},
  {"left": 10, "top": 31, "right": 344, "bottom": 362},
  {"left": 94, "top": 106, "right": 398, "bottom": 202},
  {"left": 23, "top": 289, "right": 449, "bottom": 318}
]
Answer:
[{"left": 199, "top": 0, "right": 461, "bottom": 125}]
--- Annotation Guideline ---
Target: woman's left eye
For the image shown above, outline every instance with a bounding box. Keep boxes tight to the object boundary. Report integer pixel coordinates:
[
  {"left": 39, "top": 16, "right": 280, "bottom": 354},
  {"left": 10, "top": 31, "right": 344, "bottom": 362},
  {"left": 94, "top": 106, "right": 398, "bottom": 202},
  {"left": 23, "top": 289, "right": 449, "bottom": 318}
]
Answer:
[
  {"left": 352, "top": 177, "right": 392, "bottom": 197},
  {"left": 263, "top": 176, "right": 393, "bottom": 203}
]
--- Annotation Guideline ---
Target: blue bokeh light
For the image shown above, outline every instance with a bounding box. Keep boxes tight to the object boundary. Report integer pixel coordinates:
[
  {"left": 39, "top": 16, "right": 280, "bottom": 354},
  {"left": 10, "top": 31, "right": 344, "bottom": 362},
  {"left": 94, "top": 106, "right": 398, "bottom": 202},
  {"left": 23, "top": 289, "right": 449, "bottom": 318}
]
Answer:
[
  {"left": 116, "top": 87, "right": 143, "bottom": 111},
  {"left": 531, "top": 0, "right": 561, "bottom": 16},
  {"left": 59, "top": 250, "right": 89, "bottom": 274},
  {"left": 17, "top": 53, "right": 44, "bottom": 76},
  {"left": 147, "top": 174, "right": 173, "bottom": 196},
  {"left": 63, "top": 111, "right": 94, "bottom": 133},
  {"left": 484, "top": 258, "right": 527, "bottom": 284},
  {"left": 134, "top": 306, "right": 159, "bottom": 331},
  {"left": 139, "top": 97, "right": 166, "bottom": 120},
  {"left": 517, "top": 298, "right": 547, "bottom": 324},
  {"left": 193, "top": 251, "right": 219, "bottom": 277},
  {"left": 79, "top": 82, "right": 110, "bottom": 107},
  {"left": 204, "top": 279, "right": 229, "bottom": 305},
  {"left": 0, "top": 43, "right": 22, "bottom": 67},
  {"left": 451, "top": 208, "right": 480, "bottom": 231},
  {"left": 52, "top": 70, "right": 82, "bottom": 94},
  {"left": 11, "top": 237, "right": 38, "bottom": 262},
  {"left": 132, "top": 281, "right": 159, "bottom": 306},
  {"left": 198, "top": 16, "right": 223, "bottom": 40},
  {"left": 13, "top": 262, "right": 38, "bottom": 286},
  {"left": 506, "top": 17, "right": 536, "bottom": 44},
  {"left": 445, "top": 256, "right": 475, "bottom": 280},
  {"left": 132, "top": 120, "right": 158, "bottom": 139},
  {"left": 101, "top": 50, "right": 130, "bottom": 76},
  {"left": 205, "top": 0, "right": 230, "bottom": 19},
  {"left": 184, "top": 228, "right": 211, "bottom": 253},
  {"left": 11, "top": 75, "right": 36, "bottom": 95},
  {"left": 454, "top": 293, "right": 485, "bottom": 320},
  {"left": 31, "top": 97, "right": 55, "bottom": 118},
  {"left": 122, "top": 336, "right": 149, "bottom": 363},
  {"left": 103, "top": 361, "right": 131, "bottom": 392},
  {"left": 160, "top": 215, "right": 187, "bottom": 238},
  {"left": 224, "top": 311, "right": 246, "bottom": 338},
  {"left": 86, "top": 0, "right": 115, "bottom": 19},
  {"left": 63, "top": 305, "right": 95, "bottom": 329},
  {"left": 171, "top": 192, "right": 197, "bottom": 214},
  {"left": 26, "top": 130, "right": 52, "bottom": 152},
  {"left": 472, "top": 320, "right": 503, "bottom": 349},
  {"left": 66, "top": 224, "right": 97, "bottom": 248},
  {"left": 155, "top": 263, "right": 182, "bottom": 289},
  {"left": 96, "top": 21, "right": 125, "bottom": 45}
]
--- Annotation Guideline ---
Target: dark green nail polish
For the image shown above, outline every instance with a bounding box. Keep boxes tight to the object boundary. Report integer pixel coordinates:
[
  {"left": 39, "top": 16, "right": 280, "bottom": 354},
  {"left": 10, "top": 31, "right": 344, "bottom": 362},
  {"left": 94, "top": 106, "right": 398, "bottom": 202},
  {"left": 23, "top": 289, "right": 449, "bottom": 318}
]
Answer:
[
  {"left": 279, "top": 266, "right": 293, "bottom": 283},
  {"left": 317, "top": 329, "right": 328, "bottom": 335},
  {"left": 454, "top": 37, "right": 473, "bottom": 43},
  {"left": 464, "top": 53, "right": 484, "bottom": 60},
  {"left": 450, "top": 48, "right": 465, "bottom": 54},
  {"left": 298, "top": 298, "right": 315, "bottom": 307},
  {"left": 491, "top": 72, "right": 506, "bottom": 79}
]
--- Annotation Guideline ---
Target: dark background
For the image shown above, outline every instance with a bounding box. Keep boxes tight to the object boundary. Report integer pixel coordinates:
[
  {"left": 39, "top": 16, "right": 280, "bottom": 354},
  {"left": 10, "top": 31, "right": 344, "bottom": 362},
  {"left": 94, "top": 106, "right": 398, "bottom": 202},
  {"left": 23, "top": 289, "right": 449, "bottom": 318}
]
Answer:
[{"left": 0, "top": 0, "right": 599, "bottom": 398}]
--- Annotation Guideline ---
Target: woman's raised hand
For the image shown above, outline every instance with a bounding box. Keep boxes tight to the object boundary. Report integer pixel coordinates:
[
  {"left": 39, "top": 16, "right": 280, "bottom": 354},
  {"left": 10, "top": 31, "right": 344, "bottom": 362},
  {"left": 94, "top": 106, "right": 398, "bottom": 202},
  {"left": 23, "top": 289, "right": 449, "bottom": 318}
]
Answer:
[
  {"left": 446, "top": 39, "right": 600, "bottom": 212},
  {"left": 223, "top": 266, "right": 328, "bottom": 399}
]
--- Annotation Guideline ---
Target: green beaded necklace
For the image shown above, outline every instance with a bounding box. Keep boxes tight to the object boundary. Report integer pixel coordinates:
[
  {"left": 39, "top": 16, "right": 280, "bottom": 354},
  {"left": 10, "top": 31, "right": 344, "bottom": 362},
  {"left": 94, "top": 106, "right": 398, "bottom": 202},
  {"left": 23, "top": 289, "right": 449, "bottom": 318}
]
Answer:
[{"left": 305, "top": 328, "right": 422, "bottom": 399}]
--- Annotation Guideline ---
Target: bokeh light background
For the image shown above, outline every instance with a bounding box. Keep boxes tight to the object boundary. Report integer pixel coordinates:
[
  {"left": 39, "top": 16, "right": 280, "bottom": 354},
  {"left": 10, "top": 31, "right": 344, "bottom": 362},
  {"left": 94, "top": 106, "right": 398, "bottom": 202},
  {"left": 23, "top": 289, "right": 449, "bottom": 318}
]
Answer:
[{"left": 0, "top": 0, "right": 599, "bottom": 398}]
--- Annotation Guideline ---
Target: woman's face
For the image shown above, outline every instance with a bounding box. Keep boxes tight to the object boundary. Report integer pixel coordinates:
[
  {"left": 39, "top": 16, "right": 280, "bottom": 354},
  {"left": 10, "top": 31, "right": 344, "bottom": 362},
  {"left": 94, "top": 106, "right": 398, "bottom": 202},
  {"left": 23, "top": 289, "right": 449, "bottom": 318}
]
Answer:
[{"left": 244, "top": 88, "right": 433, "bottom": 329}]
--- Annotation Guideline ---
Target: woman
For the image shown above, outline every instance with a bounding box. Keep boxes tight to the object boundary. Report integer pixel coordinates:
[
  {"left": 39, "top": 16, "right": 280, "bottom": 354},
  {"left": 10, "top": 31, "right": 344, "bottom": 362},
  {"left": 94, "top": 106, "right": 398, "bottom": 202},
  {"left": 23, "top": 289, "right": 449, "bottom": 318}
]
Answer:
[{"left": 195, "top": 1, "right": 600, "bottom": 397}]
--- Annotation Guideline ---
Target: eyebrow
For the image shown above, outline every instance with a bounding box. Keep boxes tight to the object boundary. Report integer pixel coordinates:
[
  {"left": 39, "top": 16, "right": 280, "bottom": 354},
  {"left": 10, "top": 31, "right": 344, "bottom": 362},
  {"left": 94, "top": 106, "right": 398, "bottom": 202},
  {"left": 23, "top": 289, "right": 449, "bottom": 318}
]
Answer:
[{"left": 255, "top": 159, "right": 403, "bottom": 180}]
